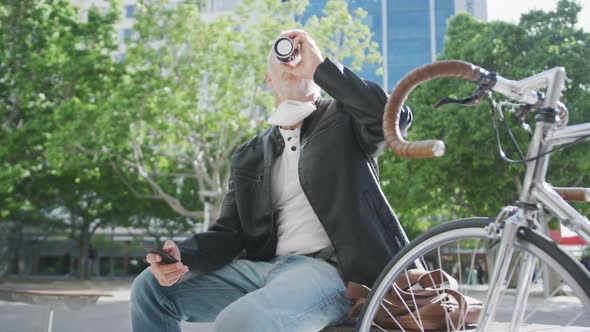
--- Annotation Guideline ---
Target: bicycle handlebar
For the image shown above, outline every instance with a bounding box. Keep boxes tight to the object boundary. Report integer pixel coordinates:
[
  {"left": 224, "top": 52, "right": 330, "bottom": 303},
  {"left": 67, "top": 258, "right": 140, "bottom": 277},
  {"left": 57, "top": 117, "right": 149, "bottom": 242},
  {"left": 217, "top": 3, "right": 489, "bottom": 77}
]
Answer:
[
  {"left": 553, "top": 187, "right": 590, "bottom": 202},
  {"left": 383, "top": 60, "right": 569, "bottom": 158},
  {"left": 384, "top": 60, "right": 491, "bottom": 158}
]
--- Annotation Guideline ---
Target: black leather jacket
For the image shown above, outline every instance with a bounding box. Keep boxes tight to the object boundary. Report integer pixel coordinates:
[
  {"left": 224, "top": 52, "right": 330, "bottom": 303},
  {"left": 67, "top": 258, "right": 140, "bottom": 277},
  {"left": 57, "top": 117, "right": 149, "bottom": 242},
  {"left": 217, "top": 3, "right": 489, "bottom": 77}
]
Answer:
[{"left": 178, "top": 58, "right": 412, "bottom": 286}]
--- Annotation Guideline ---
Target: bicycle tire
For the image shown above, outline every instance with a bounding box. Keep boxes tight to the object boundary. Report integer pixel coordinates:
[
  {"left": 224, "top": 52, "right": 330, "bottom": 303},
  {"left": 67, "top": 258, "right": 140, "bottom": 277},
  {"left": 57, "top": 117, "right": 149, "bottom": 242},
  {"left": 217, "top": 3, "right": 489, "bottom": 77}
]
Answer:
[{"left": 356, "top": 217, "right": 590, "bottom": 331}]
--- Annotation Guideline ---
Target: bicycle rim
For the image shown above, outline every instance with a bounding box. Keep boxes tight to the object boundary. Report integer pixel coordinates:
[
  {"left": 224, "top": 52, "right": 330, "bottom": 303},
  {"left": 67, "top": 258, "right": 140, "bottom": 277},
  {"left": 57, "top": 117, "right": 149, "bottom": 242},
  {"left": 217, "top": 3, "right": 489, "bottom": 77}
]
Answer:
[{"left": 356, "top": 218, "right": 590, "bottom": 332}]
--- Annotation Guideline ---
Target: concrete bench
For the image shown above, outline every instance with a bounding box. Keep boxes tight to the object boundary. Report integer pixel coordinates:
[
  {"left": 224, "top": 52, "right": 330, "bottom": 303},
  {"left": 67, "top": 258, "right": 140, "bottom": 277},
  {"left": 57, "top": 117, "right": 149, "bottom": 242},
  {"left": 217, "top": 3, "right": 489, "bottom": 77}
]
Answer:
[
  {"left": 320, "top": 324, "right": 355, "bottom": 331},
  {"left": 319, "top": 318, "right": 357, "bottom": 331},
  {"left": 0, "top": 284, "right": 112, "bottom": 332}
]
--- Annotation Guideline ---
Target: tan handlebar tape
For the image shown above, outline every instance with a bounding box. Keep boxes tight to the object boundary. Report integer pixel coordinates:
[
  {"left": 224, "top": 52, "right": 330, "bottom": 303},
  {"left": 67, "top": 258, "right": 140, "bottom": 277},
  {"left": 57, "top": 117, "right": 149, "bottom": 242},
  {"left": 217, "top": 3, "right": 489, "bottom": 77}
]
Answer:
[
  {"left": 384, "top": 60, "right": 487, "bottom": 158},
  {"left": 553, "top": 187, "right": 590, "bottom": 202}
]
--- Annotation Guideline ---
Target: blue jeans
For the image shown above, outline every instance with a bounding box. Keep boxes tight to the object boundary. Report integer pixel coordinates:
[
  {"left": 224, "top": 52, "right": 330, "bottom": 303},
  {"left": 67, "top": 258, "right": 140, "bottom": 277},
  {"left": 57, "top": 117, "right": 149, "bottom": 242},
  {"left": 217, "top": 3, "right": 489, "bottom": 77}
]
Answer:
[{"left": 130, "top": 254, "right": 352, "bottom": 332}]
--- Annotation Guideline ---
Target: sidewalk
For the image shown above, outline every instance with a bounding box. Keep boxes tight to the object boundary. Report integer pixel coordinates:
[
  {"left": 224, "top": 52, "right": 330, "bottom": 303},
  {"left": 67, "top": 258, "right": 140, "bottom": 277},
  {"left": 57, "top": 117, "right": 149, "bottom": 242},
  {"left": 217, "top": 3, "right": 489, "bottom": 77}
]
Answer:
[
  {"left": 0, "top": 277, "right": 134, "bottom": 304},
  {"left": 0, "top": 278, "right": 588, "bottom": 332},
  {"left": 0, "top": 278, "right": 211, "bottom": 332}
]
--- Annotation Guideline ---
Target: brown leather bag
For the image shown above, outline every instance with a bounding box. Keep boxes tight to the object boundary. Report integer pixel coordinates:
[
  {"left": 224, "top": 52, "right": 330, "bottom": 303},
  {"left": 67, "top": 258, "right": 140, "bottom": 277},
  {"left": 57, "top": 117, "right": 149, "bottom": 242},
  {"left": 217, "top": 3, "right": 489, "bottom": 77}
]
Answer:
[{"left": 346, "top": 269, "right": 483, "bottom": 330}]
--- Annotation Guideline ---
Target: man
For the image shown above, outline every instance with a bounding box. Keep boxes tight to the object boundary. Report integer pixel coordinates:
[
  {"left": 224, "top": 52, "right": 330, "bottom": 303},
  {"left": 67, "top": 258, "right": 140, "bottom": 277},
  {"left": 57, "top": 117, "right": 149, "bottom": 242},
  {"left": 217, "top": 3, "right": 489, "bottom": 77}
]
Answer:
[
  {"left": 476, "top": 260, "right": 485, "bottom": 285},
  {"left": 130, "top": 29, "right": 412, "bottom": 332}
]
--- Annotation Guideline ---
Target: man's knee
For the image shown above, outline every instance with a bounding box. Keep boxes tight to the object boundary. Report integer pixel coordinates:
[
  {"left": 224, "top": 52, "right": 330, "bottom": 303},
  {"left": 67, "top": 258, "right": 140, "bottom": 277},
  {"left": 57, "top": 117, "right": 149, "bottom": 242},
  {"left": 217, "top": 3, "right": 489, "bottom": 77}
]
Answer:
[
  {"left": 130, "top": 268, "right": 160, "bottom": 306},
  {"left": 213, "top": 301, "right": 281, "bottom": 332}
]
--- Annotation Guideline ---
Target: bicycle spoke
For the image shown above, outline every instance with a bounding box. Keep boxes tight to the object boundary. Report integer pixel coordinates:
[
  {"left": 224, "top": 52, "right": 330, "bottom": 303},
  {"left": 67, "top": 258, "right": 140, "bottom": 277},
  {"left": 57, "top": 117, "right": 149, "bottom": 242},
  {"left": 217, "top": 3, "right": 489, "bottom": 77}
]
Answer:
[
  {"left": 523, "top": 279, "right": 576, "bottom": 323},
  {"left": 457, "top": 240, "right": 463, "bottom": 287},
  {"left": 391, "top": 274, "right": 423, "bottom": 331},
  {"left": 437, "top": 246, "right": 443, "bottom": 276},
  {"left": 565, "top": 310, "right": 584, "bottom": 326},
  {"left": 403, "top": 270, "right": 425, "bottom": 330},
  {"left": 466, "top": 238, "right": 481, "bottom": 295},
  {"left": 357, "top": 219, "right": 590, "bottom": 332},
  {"left": 418, "top": 255, "right": 429, "bottom": 271},
  {"left": 458, "top": 238, "right": 483, "bottom": 331},
  {"left": 501, "top": 250, "right": 522, "bottom": 296},
  {"left": 378, "top": 292, "right": 409, "bottom": 332},
  {"left": 371, "top": 321, "right": 389, "bottom": 332},
  {"left": 443, "top": 292, "right": 461, "bottom": 332}
]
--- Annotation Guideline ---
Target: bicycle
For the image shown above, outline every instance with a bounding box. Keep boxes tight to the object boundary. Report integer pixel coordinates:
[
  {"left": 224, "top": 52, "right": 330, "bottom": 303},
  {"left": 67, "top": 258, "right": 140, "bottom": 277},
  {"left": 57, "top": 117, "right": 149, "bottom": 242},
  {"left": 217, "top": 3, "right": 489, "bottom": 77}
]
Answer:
[{"left": 356, "top": 60, "right": 590, "bottom": 331}]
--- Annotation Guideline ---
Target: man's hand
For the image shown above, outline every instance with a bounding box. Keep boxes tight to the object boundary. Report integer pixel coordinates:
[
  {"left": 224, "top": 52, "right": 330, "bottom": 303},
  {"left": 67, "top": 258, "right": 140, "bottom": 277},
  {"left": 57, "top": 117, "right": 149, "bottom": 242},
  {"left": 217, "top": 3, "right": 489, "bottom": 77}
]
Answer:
[
  {"left": 146, "top": 240, "right": 189, "bottom": 286},
  {"left": 280, "top": 30, "right": 323, "bottom": 80}
]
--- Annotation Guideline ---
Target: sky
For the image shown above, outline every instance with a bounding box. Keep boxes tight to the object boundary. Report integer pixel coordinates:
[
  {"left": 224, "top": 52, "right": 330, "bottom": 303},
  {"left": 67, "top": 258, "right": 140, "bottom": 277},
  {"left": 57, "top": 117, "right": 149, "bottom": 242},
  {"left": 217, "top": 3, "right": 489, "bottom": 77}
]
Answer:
[{"left": 487, "top": 0, "right": 590, "bottom": 31}]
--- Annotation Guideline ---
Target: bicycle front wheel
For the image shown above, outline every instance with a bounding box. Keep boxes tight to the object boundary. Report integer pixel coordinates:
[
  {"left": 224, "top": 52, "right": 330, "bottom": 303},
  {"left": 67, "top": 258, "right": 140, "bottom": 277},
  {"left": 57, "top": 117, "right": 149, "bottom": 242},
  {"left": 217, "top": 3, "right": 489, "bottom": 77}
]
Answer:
[{"left": 357, "top": 217, "right": 590, "bottom": 331}]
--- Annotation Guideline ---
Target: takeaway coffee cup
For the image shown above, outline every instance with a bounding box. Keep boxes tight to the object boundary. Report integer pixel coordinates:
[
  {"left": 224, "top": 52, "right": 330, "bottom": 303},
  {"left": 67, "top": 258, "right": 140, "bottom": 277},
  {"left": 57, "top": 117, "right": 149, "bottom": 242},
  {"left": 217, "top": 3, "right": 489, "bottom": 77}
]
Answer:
[{"left": 273, "top": 37, "right": 300, "bottom": 63}]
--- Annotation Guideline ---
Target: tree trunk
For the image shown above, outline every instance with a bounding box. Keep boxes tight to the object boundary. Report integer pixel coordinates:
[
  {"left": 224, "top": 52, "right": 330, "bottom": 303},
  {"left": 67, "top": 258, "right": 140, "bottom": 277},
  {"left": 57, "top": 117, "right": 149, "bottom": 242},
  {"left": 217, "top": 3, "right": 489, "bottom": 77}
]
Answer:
[
  {"left": 123, "top": 241, "right": 130, "bottom": 275},
  {"left": 154, "top": 236, "right": 162, "bottom": 248},
  {"left": 203, "top": 201, "right": 211, "bottom": 230},
  {"left": 77, "top": 224, "right": 90, "bottom": 280},
  {"left": 0, "top": 222, "right": 22, "bottom": 277},
  {"left": 110, "top": 222, "right": 115, "bottom": 278}
]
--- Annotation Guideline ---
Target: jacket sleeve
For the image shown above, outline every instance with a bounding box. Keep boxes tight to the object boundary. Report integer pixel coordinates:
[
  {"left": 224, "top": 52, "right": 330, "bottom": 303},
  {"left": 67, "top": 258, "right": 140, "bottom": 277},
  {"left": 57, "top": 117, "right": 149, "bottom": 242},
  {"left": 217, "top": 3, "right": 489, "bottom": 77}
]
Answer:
[
  {"left": 313, "top": 57, "right": 412, "bottom": 155},
  {"left": 176, "top": 169, "right": 244, "bottom": 276}
]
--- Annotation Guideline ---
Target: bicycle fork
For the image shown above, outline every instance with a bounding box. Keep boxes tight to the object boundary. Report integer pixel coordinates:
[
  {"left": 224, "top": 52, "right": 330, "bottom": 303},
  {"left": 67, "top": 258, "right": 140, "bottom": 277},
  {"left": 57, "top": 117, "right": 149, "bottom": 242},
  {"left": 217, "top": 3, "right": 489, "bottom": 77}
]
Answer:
[{"left": 478, "top": 210, "right": 535, "bottom": 331}]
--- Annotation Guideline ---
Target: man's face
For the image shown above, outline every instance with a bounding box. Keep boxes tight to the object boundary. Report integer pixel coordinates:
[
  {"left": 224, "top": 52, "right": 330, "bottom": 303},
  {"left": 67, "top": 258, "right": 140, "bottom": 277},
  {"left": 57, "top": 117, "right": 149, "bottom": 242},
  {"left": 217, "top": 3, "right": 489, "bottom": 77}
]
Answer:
[{"left": 266, "top": 38, "right": 318, "bottom": 102}]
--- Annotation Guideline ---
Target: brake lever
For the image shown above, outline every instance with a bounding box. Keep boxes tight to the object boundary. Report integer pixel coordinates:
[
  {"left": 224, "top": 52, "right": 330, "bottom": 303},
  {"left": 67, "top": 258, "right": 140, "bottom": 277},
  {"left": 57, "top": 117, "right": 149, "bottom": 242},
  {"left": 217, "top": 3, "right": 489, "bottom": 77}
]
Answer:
[
  {"left": 434, "top": 93, "right": 485, "bottom": 109},
  {"left": 434, "top": 72, "right": 497, "bottom": 109},
  {"left": 435, "top": 84, "right": 490, "bottom": 109}
]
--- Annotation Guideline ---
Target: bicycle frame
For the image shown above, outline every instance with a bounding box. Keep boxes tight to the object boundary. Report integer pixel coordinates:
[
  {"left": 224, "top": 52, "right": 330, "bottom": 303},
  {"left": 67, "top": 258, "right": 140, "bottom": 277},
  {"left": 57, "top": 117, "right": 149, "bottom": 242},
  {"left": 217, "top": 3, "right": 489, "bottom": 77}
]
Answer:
[{"left": 477, "top": 67, "right": 590, "bottom": 331}]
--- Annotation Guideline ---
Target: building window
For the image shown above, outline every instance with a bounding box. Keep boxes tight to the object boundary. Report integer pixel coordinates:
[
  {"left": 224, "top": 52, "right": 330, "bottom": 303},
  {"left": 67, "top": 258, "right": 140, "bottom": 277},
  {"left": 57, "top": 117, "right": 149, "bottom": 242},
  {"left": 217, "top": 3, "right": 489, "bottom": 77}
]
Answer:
[
  {"left": 466, "top": 0, "right": 475, "bottom": 15},
  {"left": 125, "top": 4, "right": 135, "bottom": 18},
  {"left": 122, "top": 29, "right": 132, "bottom": 42}
]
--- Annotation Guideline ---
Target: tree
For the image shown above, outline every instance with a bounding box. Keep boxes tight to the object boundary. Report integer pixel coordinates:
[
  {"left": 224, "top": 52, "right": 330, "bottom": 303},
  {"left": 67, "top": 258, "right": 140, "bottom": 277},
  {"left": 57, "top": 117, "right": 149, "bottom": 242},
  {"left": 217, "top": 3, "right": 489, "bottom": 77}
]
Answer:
[
  {"left": 379, "top": 0, "right": 590, "bottom": 239},
  {"left": 0, "top": 0, "right": 78, "bottom": 218},
  {"left": 0, "top": 0, "right": 386, "bottom": 279},
  {"left": 96, "top": 0, "right": 382, "bottom": 229},
  {"left": 126, "top": 199, "right": 200, "bottom": 247},
  {"left": 0, "top": 0, "right": 137, "bottom": 279}
]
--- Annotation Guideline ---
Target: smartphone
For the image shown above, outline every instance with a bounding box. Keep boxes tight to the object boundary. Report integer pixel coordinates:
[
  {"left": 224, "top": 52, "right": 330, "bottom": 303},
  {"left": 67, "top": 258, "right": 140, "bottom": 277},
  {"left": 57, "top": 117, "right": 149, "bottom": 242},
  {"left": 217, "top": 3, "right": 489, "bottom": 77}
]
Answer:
[{"left": 140, "top": 242, "right": 179, "bottom": 264}]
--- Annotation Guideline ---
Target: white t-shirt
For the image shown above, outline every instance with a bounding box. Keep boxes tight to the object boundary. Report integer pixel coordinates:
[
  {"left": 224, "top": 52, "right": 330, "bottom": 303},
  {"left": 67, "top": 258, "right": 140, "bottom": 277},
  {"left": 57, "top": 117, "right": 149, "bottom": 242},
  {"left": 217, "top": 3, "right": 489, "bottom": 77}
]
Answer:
[{"left": 271, "top": 127, "right": 332, "bottom": 256}]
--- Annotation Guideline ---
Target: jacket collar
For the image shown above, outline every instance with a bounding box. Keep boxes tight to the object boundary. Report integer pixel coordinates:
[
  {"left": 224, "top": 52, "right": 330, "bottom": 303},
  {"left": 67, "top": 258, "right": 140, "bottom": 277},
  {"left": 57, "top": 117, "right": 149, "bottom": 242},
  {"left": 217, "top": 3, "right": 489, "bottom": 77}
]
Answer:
[
  {"left": 262, "top": 126, "right": 282, "bottom": 167},
  {"left": 301, "top": 98, "right": 328, "bottom": 140}
]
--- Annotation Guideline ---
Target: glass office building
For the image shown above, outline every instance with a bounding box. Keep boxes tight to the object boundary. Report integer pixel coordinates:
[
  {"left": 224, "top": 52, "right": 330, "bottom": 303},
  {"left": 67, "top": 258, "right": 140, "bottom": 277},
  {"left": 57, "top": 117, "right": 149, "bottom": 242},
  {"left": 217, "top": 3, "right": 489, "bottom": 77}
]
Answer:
[
  {"left": 71, "top": 0, "right": 486, "bottom": 90},
  {"left": 303, "top": 0, "right": 487, "bottom": 91}
]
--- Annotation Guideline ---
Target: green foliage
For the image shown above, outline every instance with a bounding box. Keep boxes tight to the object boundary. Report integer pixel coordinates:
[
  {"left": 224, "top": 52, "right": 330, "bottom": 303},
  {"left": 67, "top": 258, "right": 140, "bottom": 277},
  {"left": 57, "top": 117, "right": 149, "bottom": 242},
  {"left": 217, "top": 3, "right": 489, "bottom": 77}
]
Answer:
[
  {"left": 1, "top": 0, "right": 114, "bottom": 231},
  {"left": 98, "top": 0, "right": 383, "bottom": 221},
  {"left": 1, "top": 0, "right": 382, "bottom": 248},
  {"left": 0, "top": 0, "right": 186, "bottom": 278},
  {"left": 380, "top": 0, "right": 590, "bottom": 239}
]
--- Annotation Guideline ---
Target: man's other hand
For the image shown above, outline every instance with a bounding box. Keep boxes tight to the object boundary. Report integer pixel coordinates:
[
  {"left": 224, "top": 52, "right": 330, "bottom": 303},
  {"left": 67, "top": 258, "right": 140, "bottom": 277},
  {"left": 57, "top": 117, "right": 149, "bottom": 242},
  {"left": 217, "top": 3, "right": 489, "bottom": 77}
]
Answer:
[{"left": 146, "top": 240, "right": 189, "bottom": 286}]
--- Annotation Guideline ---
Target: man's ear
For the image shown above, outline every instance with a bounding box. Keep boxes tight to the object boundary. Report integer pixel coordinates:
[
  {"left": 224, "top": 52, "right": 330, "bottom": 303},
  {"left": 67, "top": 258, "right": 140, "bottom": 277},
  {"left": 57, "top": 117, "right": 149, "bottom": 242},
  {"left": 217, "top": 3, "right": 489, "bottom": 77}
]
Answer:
[{"left": 265, "top": 71, "right": 271, "bottom": 89}]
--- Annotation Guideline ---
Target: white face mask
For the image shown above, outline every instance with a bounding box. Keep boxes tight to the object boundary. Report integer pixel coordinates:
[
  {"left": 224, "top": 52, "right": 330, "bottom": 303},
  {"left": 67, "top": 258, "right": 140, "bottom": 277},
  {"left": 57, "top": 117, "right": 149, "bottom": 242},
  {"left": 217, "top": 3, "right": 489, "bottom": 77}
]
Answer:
[{"left": 267, "top": 99, "right": 316, "bottom": 126}]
